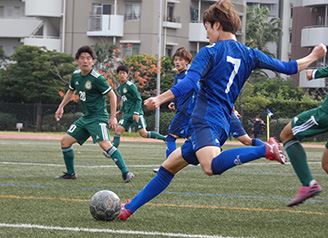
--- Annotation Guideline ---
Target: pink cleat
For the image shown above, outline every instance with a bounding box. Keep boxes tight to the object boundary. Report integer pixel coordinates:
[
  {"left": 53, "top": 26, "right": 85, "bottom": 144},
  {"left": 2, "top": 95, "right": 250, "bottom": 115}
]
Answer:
[
  {"left": 118, "top": 199, "right": 132, "bottom": 221},
  {"left": 265, "top": 137, "right": 286, "bottom": 164},
  {"left": 288, "top": 181, "right": 322, "bottom": 207}
]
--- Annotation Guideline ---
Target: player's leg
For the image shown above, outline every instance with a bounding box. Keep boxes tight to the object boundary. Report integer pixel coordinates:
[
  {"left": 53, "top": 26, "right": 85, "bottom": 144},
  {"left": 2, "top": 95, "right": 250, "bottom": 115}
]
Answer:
[
  {"left": 166, "top": 133, "right": 177, "bottom": 158},
  {"left": 55, "top": 120, "right": 89, "bottom": 179},
  {"left": 91, "top": 122, "right": 134, "bottom": 183},
  {"left": 120, "top": 147, "right": 188, "bottom": 220},
  {"left": 321, "top": 146, "right": 328, "bottom": 174},
  {"left": 280, "top": 115, "right": 322, "bottom": 206},
  {"left": 230, "top": 114, "right": 265, "bottom": 147},
  {"left": 136, "top": 115, "right": 166, "bottom": 141},
  {"left": 113, "top": 125, "right": 126, "bottom": 148}
]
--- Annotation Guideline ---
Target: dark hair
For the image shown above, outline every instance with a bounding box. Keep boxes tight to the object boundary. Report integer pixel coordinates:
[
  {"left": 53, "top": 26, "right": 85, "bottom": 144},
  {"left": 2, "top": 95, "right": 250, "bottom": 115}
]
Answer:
[
  {"left": 202, "top": 0, "right": 241, "bottom": 34},
  {"left": 173, "top": 47, "right": 193, "bottom": 64},
  {"left": 117, "top": 65, "right": 129, "bottom": 74},
  {"left": 75, "top": 45, "right": 96, "bottom": 59}
]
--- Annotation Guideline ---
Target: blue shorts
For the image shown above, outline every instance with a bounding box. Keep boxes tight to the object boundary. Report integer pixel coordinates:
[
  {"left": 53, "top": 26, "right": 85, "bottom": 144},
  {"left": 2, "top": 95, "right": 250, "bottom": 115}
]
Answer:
[
  {"left": 180, "top": 114, "right": 229, "bottom": 165},
  {"left": 230, "top": 113, "right": 246, "bottom": 138},
  {"left": 168, "top": 113, "right": 191, "bottom": 138}
]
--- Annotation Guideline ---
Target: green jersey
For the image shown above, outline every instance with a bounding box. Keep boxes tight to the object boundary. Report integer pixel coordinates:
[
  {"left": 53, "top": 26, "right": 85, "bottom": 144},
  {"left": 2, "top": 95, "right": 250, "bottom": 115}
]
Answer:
[
  {"left": 117, "top": 80, "right": 143, "bottom": 117},
  {"left": 313, "top": 66, "right": 328, "bottom": 112},
  {"left": 69, "top": 69, "right": 112, "bottom": 119}
]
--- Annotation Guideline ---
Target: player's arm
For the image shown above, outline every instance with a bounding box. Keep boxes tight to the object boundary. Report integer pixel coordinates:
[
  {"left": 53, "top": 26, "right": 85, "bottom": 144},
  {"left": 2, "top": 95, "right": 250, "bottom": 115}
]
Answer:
[
  {"left": 106, "top": 90, "right": 118, "bottom": 131},
  {"left": 55, "top": 89, "right": 75, "bottom": 121},
  {"left": 144, "top": 71, "right": 201, "bottom": 110},
  {"left": 307, "top": 65, "right": 328, "bottom": 81},
  {"left": 130, "top": 84, "right": 142, "bottom": 122},
  {"left": 296, "top": 43, "right": 327, "bottom": 72}
]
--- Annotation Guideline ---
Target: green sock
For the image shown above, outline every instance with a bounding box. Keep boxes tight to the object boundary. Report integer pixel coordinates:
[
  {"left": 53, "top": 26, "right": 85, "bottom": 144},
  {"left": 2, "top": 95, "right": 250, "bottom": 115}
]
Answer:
[
  {"left": 62, "top": 146, "right": 75, "bottom": 175},
  {"left": 147, "top": 131, "right": 166, "bottom": 141},
  {"left": 113, "top": 134, "right": 121, "bottom": 148},
  {"left": 284, "top": 139, "right": 313, "bottom": 186},
  {"left": 106, "top": 146, "right": 128, "bottom": 174}
]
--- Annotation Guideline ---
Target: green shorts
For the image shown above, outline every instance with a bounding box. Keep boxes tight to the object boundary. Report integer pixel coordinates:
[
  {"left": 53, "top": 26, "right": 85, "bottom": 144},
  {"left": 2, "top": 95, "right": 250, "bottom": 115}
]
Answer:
[
  {"left": 119, "top": 115, "right": 147, "bottom": 131},
  {"left": 291, "top": 106, "right": 328, "bottom": 148},
  {"left": 66, "top": 117, "right": 110, "bottom": 145}
]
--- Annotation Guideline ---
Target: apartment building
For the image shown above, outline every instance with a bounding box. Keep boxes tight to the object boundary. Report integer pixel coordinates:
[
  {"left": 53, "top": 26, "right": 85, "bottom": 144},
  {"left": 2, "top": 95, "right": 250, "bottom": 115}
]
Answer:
[
  {"left": 290, "top": 0, "right": 328, "bottom": 88},
  {"left": 0, "top": 0, "right": 246, "bottom": 59}
]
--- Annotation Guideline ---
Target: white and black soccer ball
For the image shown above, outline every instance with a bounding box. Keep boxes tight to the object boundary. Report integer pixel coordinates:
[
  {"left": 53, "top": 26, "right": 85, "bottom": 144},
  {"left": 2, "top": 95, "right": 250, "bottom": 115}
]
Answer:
[{"left": 89, "top": 190, "right": 121, "bottom": 221}]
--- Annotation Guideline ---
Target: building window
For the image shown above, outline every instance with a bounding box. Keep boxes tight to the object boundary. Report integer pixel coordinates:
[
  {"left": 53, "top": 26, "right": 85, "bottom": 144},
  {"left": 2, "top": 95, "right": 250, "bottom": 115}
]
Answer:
[
  {"left": 165, "top": 48, "right": 172, "bottom": 57},
  {"left": 121, "top": 44, "right": 140, "bottom": 57},
  {"left": 125, "top": 4, "right": 141, "bottom": 21},
  {"left": 92, "top": 3, "right": 111, "bottom": 15},
  {"left": 0, "top": 6, "right": 4, "bottom": 18}
]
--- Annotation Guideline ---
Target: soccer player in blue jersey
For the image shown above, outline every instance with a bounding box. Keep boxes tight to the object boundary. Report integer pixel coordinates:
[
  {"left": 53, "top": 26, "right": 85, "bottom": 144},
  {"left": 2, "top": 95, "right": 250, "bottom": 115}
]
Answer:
[
  {"left": 153, "top": 47, "right": 198, "bottom": 173},
  {"left": 118, "top": 0, "right": 326, "bottom": 220},
  {"left": 230, "top": 108, "right": 265, "bottom": 147}
]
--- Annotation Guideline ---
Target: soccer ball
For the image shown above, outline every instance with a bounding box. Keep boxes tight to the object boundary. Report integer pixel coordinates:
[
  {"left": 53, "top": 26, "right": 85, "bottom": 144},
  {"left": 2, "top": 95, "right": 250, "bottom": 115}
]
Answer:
[{"left": 89, "top": 190, "right": 121, "bottom": 221}]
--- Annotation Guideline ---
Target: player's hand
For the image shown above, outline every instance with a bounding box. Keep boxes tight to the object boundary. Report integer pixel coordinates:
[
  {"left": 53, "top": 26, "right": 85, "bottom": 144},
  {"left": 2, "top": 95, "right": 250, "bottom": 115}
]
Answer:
[
  {"left": 116, "top": 111, "right": 120, "bottom": 115},
  {"left": 144, "top": 97, "right": 160, "bottom": 110},
  {"left": 55, "top": 108, "right": 63, "bottom": 121},
  {"left": 168, "top": 102, "right": 175, "bottom": 110},
  {"left": 312, "top": 43, "right": 327, "bottom": 60},
  {"left": 306, "top": 69, "right": 313, "bottom": 81},
  {"left": 133, "top": 114, "right": 140, "bottom": 123},
  {"left": 109, "top": 117, "right": 118, "bottom": 131}
]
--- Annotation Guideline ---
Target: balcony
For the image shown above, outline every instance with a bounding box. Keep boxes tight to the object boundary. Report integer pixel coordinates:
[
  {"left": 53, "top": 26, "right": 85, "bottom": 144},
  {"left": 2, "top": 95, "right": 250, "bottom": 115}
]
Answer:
[
  {"left": 189, "top": 22, "right": 208, "bottom": 42},
  {"left": 87, "top": 15, "right": 124, "bottom": 37},
  {"left": 23, "top": 0, "right": 63, "bottom": 17},
  {"left": 0, "top": 18, "right": 42, "bottom": 37},
  {"left": 301, "top": 26, "right": 328, "bottom": 47},
  {"left": 23, "top": 37, "right": 61, "bottom": 51},
  {"left": 163, "top": 16, "right": 182, "bottom": 29},
  {"left": 299, "top": 70, "right": 326, "bottom": 88},
  {"left": 303, "top": 0, "right": 328, "bottom": 7}
]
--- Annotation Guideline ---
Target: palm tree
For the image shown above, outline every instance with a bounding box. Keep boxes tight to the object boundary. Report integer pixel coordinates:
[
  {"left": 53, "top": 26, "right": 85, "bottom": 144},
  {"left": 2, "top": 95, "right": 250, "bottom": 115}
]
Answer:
[{"left": 246, "top": 6, "right": 282, "bottom": 57}]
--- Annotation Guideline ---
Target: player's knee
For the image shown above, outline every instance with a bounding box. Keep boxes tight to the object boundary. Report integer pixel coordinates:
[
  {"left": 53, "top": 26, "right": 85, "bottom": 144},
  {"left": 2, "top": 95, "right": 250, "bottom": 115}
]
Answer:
[
  {"left": 322, "top": 162, "right": 328, "bottom": 174},
  {"left": 202, "top": 166, "right": 214, "bottom": 176}
]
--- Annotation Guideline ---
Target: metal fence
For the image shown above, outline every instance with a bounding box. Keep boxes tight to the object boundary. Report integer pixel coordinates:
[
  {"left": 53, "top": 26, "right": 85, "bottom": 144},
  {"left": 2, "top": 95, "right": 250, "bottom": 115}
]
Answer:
[{"left": 1, "top": 102, "right": 327, "bottom": 143}]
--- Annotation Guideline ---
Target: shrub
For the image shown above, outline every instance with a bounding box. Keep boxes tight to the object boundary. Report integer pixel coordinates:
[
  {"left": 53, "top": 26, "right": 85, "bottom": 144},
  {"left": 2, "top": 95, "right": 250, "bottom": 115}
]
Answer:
[{"left": 0, "top": 112, "right": 17, "bottom": 130}]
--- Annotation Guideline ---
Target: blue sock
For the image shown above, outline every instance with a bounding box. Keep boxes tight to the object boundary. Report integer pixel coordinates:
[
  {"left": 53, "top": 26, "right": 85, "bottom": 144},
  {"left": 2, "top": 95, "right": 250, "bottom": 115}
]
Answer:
[
  {"left": 166, "top": 134, "right": 177, "bottom": 158},
  {"left": 211, "top": 145, "right": 266, "bottom": 175},
  {"left": 252, "top": 138, "right": 265, "bottom": 146},
  {"left": 125, "top": 166, "right": 174, "bottom": 213}
]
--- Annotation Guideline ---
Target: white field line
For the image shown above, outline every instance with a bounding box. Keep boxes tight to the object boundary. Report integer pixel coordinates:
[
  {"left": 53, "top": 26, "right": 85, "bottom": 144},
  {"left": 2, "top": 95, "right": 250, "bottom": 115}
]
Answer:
[
  {"left": 0, "top": 223, "right": 244, "bottom": 238},
  {"left": 0, "top": 161, "right": 322, "bottom": 168}
]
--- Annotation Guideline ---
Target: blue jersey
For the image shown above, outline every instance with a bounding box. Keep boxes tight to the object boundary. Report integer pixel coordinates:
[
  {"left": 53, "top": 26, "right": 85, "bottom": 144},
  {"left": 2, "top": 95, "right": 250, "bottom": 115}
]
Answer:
[
  {"left": 187, "top": 40, "right": 297, "bottom": 137},
  {"left": 177, "top": 40, "right": 297, "bottom": 160}
]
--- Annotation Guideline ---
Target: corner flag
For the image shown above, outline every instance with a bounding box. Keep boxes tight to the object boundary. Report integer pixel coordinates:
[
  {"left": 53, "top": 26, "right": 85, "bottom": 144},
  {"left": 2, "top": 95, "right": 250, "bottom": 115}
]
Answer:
[
  {"left": 266, "top": 108, "right": 273, "bottom": 141},
  {"left": 267, "top": 108, "right": 273, "bottom": 117}
]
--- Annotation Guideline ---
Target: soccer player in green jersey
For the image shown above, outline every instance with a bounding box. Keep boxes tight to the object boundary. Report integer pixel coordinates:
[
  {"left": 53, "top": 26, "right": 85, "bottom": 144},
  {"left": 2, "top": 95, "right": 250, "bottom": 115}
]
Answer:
[
  {"left": 112, "top": 65, "right": 166, "bottom": 148},
  {"left": 54, "top": 45, "right": 134, "bottom": 183},
  {"left": 280, "top": 65, "right": 328, "bottom": 206}
]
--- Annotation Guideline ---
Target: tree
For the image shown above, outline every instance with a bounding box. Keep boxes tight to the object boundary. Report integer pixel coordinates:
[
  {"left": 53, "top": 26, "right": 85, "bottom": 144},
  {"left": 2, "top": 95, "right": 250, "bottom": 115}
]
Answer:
[
  {"left": 246, "top": 6, "right": 282, "bottom": 56},
  {"left": 0, "top": 45, "right": 76, "bottom": 131}
]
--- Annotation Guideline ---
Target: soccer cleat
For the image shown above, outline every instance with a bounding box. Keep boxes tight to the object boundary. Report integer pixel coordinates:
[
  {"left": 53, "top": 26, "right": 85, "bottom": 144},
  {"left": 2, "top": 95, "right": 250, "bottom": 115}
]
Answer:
[
  {"left": 118, "top": 199, "right": 132, "bottom": 221},
  {"left": 122, "top": 171, "right": 134, "bottom": 183},
  {"left": 265, "top": 137, "right": 286, "bottom": 164},
  {"left": 55, "top": 172, "right": 77, "bottom": 179},
  {"left": 288, "top": 182, "right": 322, "bottom": 207}
]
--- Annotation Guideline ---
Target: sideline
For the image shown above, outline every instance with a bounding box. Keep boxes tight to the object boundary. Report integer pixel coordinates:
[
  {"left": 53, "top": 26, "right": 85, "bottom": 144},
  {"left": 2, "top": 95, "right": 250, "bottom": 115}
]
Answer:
[{"left": 0, "top": 133, "right": 325, "bottom": 148}]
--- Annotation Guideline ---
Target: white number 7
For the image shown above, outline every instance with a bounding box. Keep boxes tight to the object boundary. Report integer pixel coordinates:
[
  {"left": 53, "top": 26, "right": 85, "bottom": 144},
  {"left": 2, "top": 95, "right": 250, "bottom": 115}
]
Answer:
[{"left": 225, "top": 56, "right": 241, "bottom": 93}]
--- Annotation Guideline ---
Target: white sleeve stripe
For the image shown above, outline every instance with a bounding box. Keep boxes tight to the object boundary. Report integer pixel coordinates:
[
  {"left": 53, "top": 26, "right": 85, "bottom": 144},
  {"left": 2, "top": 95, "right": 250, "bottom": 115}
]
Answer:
[
  {"left": 312, "top": 69, "right": 317, "bottom": 79},
  {"left": 102, "top": 87, "right": 112, "bottom": 95},
  {"left": 69, "top": 85, "right": 74, "bottom": 90}
]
